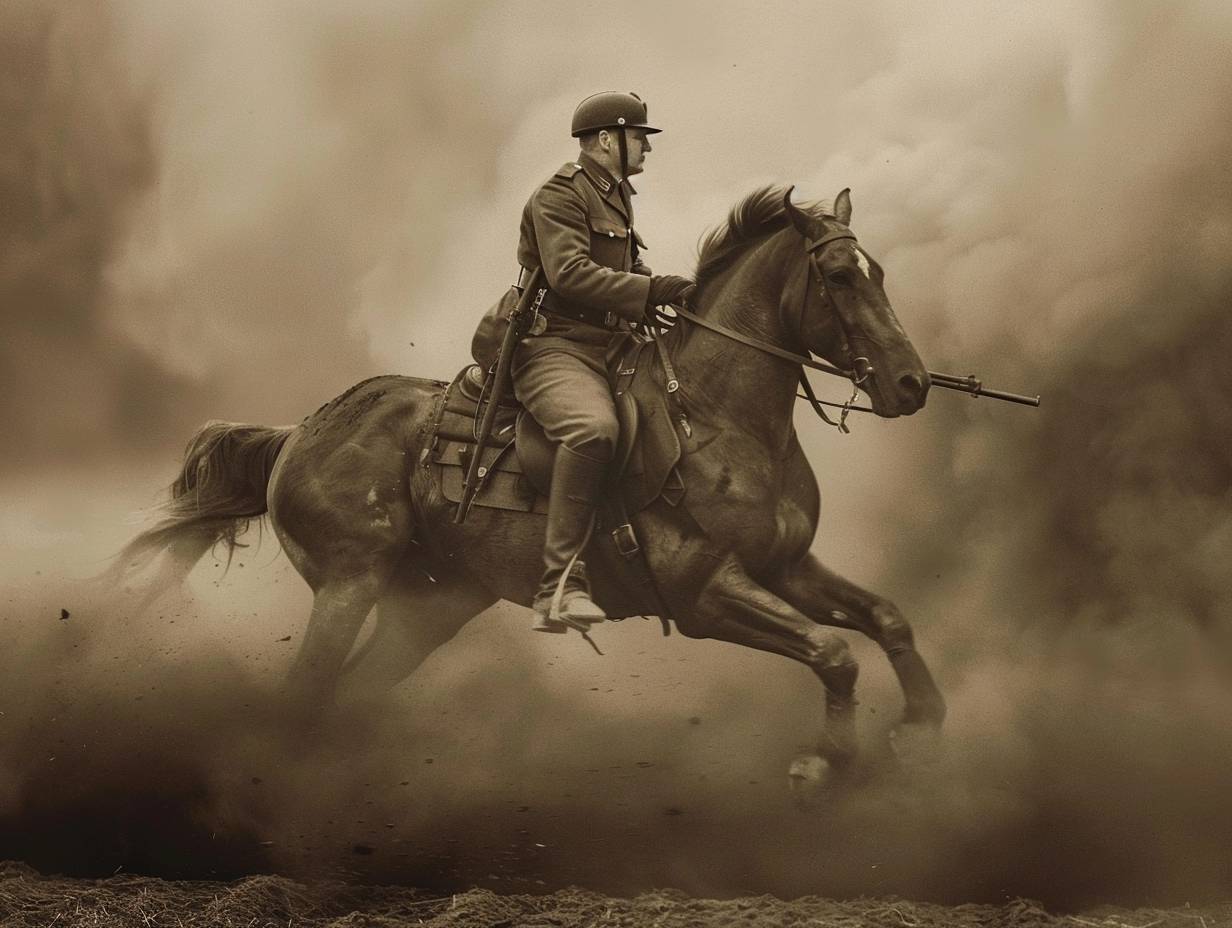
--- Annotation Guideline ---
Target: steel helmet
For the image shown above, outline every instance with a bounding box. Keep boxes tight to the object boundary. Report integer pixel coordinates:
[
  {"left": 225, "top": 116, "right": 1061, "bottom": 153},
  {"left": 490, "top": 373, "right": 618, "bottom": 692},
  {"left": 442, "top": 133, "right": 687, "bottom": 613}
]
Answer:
[{"left": 570, "top": 91, "right": 661, "bottom": 137}]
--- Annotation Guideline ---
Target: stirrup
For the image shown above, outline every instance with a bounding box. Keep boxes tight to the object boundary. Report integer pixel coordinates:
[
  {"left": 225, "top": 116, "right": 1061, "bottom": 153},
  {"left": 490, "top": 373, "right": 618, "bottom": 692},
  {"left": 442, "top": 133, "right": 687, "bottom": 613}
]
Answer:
[
  {"left": 531, "top": 582, "right": 605, "bottom": 634},
  {"left": 531, "top": 605, "right": 569, "bottom": 634}
]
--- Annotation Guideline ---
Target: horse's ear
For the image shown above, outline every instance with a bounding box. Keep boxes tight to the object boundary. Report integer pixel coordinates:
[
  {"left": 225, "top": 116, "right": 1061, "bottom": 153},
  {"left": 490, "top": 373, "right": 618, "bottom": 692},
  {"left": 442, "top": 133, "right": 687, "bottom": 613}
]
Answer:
[
  {"left": 834, "top": 188, "right": 852, "bottom": 225},
  {"left": 783, "top": 186, "right": 812, "bottom": 236}
]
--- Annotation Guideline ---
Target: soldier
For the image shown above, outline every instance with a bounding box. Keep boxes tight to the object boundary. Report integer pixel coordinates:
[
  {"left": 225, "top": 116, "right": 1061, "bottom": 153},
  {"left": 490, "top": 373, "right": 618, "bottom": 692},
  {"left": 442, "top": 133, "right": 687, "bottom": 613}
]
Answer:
[{"left": 512, "top": 91, "right": 694, "bottom": 633}]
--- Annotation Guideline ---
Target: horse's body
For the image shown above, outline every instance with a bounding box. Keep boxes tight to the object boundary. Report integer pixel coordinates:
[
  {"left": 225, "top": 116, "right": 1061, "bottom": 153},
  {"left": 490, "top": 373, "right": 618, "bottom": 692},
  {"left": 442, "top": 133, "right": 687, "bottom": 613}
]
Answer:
[{"left": 115, "top": 187, "right": 946, "bottom": 775}]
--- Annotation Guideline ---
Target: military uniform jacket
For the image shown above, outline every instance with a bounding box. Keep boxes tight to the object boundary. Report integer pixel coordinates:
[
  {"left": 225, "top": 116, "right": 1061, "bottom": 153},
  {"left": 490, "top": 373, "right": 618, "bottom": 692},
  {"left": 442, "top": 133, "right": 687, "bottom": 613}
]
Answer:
[{"left": 516, "top": 152, "right": 652, "bottom": 345}]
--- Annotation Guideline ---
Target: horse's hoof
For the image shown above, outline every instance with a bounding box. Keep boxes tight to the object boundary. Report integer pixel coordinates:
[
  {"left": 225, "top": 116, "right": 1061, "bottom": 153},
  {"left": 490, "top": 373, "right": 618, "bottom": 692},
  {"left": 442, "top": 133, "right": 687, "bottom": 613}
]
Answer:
[
  {"left": 888, "top": 721, "right": 944, "bottom": 771},
  {"left": 787, "top": 754, "right": 833, "bottom": 807}
]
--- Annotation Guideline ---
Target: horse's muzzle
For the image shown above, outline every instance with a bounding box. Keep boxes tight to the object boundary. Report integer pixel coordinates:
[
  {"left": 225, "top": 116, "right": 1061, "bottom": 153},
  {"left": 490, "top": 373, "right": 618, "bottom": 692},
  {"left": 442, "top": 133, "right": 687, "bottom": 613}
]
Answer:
[
  {"left": 873, "top": 370, "right": 929, "bottom": 417},
  {"left": 896, "top": 372, "right": 929, "bottom": 412}
]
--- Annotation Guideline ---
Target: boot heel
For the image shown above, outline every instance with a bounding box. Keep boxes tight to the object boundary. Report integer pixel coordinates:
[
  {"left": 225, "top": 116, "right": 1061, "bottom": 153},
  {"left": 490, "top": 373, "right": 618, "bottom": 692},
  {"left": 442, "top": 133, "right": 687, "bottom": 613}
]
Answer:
[{"left": 532, "top": 611, "right": 569, "bottom": 633}]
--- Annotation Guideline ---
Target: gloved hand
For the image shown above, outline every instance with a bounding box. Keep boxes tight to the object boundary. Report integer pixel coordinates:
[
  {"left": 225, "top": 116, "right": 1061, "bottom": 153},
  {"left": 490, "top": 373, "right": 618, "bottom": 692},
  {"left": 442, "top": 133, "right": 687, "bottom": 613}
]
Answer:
[{"left": 646, "top": 274, "right": 695, "bottom": 308}]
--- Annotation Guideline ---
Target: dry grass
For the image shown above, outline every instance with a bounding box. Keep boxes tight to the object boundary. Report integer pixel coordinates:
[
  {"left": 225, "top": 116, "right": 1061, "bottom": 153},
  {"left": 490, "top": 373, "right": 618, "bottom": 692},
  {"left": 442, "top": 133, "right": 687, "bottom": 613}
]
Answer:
[{"left": 2, "top": 861, "right": 1229, "bottom": 928}]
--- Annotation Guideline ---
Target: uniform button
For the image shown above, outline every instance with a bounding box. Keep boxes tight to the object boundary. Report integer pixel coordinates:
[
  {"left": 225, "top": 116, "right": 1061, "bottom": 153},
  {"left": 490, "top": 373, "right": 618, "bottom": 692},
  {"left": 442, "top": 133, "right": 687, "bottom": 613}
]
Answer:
[{"left": 607, "top": 231, "right": 614, "bottom": 238}]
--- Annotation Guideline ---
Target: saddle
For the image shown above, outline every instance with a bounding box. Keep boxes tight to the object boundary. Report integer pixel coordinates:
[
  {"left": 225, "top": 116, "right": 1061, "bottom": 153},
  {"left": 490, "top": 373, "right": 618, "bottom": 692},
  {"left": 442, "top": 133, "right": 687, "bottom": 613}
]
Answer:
[{"left": 425, "top": 335, "right": 687, "bottom": 557}]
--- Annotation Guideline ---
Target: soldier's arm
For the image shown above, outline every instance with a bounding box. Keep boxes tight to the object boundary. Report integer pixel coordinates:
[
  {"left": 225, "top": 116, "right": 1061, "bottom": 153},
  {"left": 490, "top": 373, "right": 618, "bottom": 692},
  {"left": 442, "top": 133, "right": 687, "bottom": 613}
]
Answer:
[{"left": 530, "top": 180, "right": 652, "bottom": 322}]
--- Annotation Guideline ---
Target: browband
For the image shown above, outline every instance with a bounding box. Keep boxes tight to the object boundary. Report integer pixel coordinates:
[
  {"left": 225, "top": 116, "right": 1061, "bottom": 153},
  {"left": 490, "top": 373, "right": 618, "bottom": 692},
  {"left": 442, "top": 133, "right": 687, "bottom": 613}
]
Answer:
[{"left": 806, "top": 228, "right": 858, "bottom": 252}]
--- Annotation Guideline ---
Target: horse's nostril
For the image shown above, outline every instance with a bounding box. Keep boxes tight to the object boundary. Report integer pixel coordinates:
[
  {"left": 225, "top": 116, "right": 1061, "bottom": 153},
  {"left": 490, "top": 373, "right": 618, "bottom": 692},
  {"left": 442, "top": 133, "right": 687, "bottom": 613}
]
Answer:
[{"left": 898, "top": 373, "right": 925, "bottom": 400}]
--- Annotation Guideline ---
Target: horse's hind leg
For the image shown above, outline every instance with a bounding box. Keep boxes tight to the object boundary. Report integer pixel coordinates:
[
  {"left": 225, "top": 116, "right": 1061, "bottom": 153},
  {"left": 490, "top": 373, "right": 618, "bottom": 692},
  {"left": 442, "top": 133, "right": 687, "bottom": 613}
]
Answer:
[
  {"left": 768, "top": 553, "right": 946, "bottom": 730},
  {"left": 284, "top": 568, "right": 386, "bottom": 715},
  {"left": 336, "top": 562, "right": 497, "bottom": 705}
]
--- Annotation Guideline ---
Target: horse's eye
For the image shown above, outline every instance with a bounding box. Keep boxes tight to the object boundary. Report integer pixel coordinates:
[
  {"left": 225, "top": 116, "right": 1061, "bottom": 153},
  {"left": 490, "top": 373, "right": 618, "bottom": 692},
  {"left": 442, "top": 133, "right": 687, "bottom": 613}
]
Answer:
[{"left": 826, "top": 269, "right": 854, "bottom": 287}]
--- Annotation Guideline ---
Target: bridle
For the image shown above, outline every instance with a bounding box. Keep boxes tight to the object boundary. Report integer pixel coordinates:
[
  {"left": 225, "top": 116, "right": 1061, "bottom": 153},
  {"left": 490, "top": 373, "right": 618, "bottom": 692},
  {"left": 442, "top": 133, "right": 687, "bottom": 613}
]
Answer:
[
  {"left": 797, "top": 224, "right": 875, "bottom": 431},
  {"left": 656, "top": 223, "right": 876, "bottom": 432}
]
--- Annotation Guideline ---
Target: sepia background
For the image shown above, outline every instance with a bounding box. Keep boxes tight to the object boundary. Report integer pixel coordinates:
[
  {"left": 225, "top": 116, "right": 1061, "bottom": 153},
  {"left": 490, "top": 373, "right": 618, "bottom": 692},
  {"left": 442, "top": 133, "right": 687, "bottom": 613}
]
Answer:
[{"left": 3, "top": 0, "right": 1231, "bottom": 907}]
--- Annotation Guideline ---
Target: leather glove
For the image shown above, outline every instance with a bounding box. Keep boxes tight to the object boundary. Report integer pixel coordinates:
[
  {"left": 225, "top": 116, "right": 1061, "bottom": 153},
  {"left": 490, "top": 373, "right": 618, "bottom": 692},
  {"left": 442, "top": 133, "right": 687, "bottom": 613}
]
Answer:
[{"left": 646, "top": 274, "right": 695, "bottom": 308}]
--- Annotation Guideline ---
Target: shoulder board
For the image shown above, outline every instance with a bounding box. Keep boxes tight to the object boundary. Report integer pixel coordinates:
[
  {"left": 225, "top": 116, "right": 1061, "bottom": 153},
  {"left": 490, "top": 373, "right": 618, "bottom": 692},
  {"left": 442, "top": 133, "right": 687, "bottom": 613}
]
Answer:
[{"left": 554, "top": 161, "right": 585, "bottom": 179}]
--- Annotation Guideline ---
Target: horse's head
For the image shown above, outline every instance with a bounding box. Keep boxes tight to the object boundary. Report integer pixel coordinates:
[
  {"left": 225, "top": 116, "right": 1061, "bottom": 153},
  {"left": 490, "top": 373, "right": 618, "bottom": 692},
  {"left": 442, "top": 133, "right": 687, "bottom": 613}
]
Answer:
[{"left": 783, "top": 188, "right": 929, "bottom": 417}]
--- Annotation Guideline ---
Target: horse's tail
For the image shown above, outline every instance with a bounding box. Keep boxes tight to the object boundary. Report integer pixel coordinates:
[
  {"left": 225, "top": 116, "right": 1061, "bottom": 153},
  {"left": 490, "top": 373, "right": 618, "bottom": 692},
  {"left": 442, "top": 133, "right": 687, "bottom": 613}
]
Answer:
[{"left": 107, "top": 421, "right": 294, "bottom": 588}]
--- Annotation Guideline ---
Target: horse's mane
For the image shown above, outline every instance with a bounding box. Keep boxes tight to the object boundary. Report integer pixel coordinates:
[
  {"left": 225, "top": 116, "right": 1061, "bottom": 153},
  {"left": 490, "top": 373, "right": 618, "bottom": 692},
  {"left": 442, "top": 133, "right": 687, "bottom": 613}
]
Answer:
[{"left": 694, "top": 185, "right": 831, "bottom": 295}]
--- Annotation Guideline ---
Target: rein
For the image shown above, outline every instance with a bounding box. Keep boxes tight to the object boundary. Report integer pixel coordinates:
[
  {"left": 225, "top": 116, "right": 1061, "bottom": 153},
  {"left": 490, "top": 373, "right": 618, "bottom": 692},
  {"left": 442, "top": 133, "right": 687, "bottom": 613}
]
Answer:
[{"left": 657, "top": 224, "right": 874, "bottom": 433}]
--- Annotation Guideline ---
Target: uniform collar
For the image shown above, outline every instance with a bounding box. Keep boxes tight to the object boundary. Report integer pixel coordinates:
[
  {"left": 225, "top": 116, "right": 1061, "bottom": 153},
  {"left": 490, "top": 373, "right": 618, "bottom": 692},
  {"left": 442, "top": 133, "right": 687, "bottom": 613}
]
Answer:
[
  {"left": 578, "top": 152, "right": 637, "bottom": 201},
  {"left": 578, "top": 152, "right": 617, "bottom": 194}
]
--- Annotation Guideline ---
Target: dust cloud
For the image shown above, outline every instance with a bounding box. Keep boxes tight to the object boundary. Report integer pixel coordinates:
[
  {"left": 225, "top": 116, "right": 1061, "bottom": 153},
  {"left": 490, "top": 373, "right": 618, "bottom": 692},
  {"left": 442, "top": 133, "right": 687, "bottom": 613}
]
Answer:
[{"left": 2, "top": 0, "right": 1231, "bottom": 910}]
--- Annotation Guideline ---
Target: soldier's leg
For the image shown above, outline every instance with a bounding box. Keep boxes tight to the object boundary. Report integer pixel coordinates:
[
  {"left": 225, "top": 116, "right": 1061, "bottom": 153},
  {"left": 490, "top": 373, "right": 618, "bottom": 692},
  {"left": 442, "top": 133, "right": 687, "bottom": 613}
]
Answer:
[{"left": 512, "top": 341, "right": 619, "bottom": 630}]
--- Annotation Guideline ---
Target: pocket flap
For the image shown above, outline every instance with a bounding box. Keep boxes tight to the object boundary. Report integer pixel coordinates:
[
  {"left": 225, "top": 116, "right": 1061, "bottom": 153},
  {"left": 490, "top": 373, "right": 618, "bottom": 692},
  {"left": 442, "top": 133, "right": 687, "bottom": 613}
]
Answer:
[{"left": 590, "top": 218, "right": 629, "bottom": 239}]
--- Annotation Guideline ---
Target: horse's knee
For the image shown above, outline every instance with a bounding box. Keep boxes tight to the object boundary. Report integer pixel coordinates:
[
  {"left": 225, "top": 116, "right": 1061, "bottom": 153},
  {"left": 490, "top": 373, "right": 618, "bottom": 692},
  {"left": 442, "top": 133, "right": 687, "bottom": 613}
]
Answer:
[
  {"left": 803, "top": 628, "right": 858, "bottom": 696},
  {"left": 871, "top": 601, "right": 916, "bottom": 654}
]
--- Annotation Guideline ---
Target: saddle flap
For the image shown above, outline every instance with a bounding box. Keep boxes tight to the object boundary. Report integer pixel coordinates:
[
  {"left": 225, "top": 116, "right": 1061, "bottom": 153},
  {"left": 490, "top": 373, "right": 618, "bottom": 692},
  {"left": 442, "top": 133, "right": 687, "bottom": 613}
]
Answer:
[
  {"left": 433, "top": 435, "right": 542, "bottom": 505},
  {"left": 616, "top": 340, "right": 683, "bottom": 513}
]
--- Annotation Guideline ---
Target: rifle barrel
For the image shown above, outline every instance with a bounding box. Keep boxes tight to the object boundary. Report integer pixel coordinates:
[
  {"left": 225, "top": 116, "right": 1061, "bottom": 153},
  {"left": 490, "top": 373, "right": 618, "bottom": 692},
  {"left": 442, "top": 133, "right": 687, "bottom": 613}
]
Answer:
[{"left": 928, "top": 370, "right": 1040, "bottom": 407}]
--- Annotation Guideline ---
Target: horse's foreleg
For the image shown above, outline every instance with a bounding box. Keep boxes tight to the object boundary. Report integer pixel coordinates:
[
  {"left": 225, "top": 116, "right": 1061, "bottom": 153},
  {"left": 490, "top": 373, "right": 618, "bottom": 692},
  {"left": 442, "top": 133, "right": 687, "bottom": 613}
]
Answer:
[
  {"left": 682, "top": 554, "right": 860, "bottom": 768},
  {"left": 767, "top": 554, "right": 945, "bottom": 729}
]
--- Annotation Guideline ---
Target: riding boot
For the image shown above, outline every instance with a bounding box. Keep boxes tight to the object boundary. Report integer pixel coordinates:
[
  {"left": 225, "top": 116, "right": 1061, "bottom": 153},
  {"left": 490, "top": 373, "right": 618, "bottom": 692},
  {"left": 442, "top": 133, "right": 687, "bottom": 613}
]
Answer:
[{"left": 531, "top": 445, "right": 609, "bottom": 633}]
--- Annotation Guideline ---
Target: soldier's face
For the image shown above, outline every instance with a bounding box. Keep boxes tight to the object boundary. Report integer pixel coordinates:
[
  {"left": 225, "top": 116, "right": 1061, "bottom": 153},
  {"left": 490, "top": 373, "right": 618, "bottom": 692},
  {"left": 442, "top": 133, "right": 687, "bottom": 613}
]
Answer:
[{"left": 625, "top": 129, "right": 652, "bottom": 175}]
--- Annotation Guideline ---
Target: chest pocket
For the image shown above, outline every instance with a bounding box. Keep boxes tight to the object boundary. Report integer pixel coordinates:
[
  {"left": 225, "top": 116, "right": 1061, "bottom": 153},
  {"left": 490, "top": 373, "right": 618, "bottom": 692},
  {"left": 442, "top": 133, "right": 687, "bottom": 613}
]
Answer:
[{"left": 589, "top": 217, "right": 632, "bottom": 271}]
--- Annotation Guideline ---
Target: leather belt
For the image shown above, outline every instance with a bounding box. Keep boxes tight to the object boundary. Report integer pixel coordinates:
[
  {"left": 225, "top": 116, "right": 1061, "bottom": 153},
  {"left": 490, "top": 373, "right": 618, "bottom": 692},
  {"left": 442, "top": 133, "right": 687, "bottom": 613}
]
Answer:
[
  {"left": 517, "top": 267, "right": 620, "bottom": 329},
  {"left": 542, "top": 295, "right": 621, "bottom": 329}
]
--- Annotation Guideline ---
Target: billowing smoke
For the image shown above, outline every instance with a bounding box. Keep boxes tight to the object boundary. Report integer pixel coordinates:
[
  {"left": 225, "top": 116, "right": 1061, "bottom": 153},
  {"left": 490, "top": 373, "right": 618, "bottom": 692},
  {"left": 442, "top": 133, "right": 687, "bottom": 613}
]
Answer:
[
  {"left": 0, "top": 2, "right": 207, "bottom": 475},
  {"left": 2, "top": 0, "right": 1231, "bottom": 909}
]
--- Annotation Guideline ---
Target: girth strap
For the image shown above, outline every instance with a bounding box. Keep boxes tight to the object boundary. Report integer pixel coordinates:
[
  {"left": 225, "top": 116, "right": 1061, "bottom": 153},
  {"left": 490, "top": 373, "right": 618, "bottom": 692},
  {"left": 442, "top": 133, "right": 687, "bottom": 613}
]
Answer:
[{"left": 653, "top": 335, "right": 691, "bottom": 437}]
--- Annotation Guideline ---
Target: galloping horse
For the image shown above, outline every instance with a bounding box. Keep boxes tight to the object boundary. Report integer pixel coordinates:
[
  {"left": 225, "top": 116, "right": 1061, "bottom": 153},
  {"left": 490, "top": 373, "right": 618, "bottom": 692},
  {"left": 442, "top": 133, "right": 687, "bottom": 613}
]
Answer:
[{"left": 113, "top": 186, "right": 946, "bottom": 776}]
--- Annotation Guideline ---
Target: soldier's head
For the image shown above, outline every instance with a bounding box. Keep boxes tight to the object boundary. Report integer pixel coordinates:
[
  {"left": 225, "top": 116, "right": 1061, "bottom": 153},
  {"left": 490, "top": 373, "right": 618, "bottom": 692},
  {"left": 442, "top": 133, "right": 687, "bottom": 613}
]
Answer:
[{"left": 571, "top": 91, "right": 660, "bottom": 179}]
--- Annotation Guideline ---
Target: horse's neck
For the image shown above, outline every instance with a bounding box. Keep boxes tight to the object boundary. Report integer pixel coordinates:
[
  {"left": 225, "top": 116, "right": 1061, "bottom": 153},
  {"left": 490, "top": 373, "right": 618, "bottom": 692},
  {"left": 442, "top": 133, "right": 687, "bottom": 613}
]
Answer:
[{"left": 672, "top": 236, "right": 801, "bottom": 451}]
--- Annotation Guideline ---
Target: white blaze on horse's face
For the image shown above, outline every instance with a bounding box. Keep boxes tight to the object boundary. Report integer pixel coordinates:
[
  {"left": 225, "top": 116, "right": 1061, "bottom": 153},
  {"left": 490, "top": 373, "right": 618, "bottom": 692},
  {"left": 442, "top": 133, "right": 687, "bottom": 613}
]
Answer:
[{"left": 853, "top": 246, "right": 872, "bottom": 280}]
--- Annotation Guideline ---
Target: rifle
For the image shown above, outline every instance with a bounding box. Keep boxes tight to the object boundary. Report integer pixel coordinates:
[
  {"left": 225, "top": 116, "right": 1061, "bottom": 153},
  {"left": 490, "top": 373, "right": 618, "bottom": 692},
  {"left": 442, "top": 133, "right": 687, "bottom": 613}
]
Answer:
[
  {"left": 797, "top": 368, "right": 1040, "bottom": 418},
  {"left": 927, "top": 371, "right": 1040, "bottom": 406},
  {"left": 453, "top": 268, "right": 546, "bottom": 524}
]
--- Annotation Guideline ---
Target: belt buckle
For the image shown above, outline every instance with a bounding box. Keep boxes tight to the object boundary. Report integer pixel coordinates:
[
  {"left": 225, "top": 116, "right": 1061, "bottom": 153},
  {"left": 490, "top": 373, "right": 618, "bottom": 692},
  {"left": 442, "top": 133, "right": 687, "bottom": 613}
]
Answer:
[
  {"left": 611, "top": 523, "right": 640, "bottom": 558},
  {"left": 604, "top": 311, "right": 617, "bottom": 329}
]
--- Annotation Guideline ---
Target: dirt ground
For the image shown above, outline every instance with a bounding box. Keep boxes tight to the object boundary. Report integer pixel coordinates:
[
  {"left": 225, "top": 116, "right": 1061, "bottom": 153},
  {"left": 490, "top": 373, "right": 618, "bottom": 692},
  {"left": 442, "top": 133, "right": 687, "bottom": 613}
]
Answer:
[{"left": 1, "top": 861, "right": 1228, "bottom": 928}]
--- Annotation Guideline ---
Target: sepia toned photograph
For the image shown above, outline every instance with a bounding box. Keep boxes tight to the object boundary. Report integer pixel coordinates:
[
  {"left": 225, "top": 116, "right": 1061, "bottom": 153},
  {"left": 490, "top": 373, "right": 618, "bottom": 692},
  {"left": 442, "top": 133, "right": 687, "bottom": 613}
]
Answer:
[{"left": 2, "top": 1, "right": 1230, "bottom": 925}]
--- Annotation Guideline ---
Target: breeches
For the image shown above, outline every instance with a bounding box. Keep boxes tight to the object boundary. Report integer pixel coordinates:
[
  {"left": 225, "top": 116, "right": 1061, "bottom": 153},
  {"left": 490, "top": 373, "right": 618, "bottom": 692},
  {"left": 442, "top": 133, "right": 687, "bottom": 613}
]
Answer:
[{"left": 512, "top": 336, "right": 618, "bottom": 463}]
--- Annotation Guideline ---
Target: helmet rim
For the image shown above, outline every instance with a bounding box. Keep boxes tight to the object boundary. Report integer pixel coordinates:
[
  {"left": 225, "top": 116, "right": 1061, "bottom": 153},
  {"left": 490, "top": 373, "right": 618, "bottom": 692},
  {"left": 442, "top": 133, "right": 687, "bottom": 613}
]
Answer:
[{"left": 571, "top": 91, "right": 661, "bottom": 137}]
